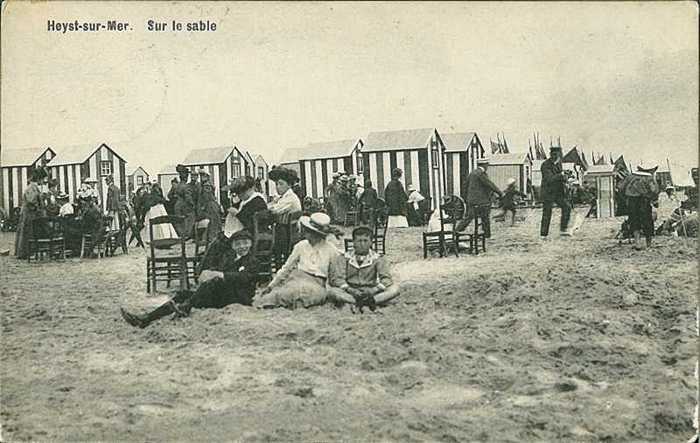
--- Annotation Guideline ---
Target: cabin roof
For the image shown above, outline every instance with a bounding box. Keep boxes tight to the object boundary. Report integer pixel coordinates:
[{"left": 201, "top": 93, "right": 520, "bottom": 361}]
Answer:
[{"left": 363, "top": 128, "right": 436, "bottom": 152}]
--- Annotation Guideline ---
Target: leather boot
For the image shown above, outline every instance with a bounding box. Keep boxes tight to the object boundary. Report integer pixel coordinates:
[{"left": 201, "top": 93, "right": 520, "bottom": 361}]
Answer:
[{"left": 120, "top": 301, "right": 176, "bottom": 328}]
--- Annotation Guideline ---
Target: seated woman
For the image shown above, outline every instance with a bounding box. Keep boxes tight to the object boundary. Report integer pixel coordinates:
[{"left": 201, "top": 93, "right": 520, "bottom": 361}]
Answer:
[
  {"left": 140, "top": 179, "right": 179, "bottom": 247},
  {"left": 268, "top": 167, "right": 303, "bottom": 257},
  {"left": 328, "top": 225, "right": 400, "bottom": 312},
  {"left": 254, "top": 212, "right": 341, "bottom": 310},
  {"left": 121, "top": 229, "right": 260, "bottom": 328},
  {"left": 224, "top": 176, "right": 268, "bottom": 236}
]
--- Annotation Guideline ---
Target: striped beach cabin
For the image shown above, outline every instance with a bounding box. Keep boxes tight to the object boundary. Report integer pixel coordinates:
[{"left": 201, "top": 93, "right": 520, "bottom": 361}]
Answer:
[
  {"left": 126, "top": 166, "right": 149, "bottom": 197},
  {"left": 47, "top": 143, "right": 127, "bottom": 210},
  {"left": 487, "top": 152, "right": 533, "bottom": 198},
  {"left": 254, "top": 154, "right": 272, "bottom": 197},
  {"left": 157, "top": 164, "right": 179, "bottom": 198},
  {"left": 1, "top": 146, "right": 56, "bottom": 213},
  {"left": 440, "top": 132, "right": 485, "bottom": 198},
  {"left": 242, "top": 150, "right": 256, "bottom": 177},
  {"left": 298, "top": 139, "right": 363, "bottom": 200},
  {"left": 362, "top": 128, "right": 445, "bottom": 210},
  {"left": 182, "top": 146, "right": 241, "bottom": 204}
]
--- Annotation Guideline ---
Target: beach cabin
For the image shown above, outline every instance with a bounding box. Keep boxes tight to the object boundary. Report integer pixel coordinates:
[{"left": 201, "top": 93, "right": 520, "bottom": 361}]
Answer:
[
  {"left": 487, "top": 153, "right": 533, "bottom": 198},
  {"left": 254, "top": 154, "right": 272, "bottom": 197},
  {"left": 440, "top": 132, "right": 485, "bottom": 198},
  {"left": 182, "top": 146, "right": 243, "bottom": 204},
  {"left": 362, "top": 128, "right": 445, "bottom": 210},
  {"left": 126, "top": 166, "right": 150, "bottom": 197},
  {"left": 1, "top": 146, "right": 56, "bottom": 213},
  {"left": 242, "top": 150, "right": 256, "bottom": 177},
  {"left": 584, "top": 164, "right": 616, "bottom": 218},
  {"left": 298, "top": 139, "right": 363, "bottom": 200},
  {"left": 562, "top": 147, "right": 588, "bottom": 182},
  {"left": 47, "top": 143, "right": 127, "bottom": 210}
]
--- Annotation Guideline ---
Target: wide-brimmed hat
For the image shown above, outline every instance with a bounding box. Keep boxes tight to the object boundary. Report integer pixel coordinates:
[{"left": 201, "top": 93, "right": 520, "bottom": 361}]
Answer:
[
  {"left": 57, "top": 192, "right": 69, "bottom": 200},
  {"left": 197, "top": 168, "right": 209, "bottom": 176},
  {"left": 299, "top": 212, "right": 333, "bottom": 235},
  {"left": 476, "top": 157, "right": 489, "bottom": 165},
  {"left": 665, "top": 184, "right": 675, "bottom": 191},
  {"left": 339, "top": 175, "right": 349, "bottom": 181},
  {"left": 269, "top": 167, "right": 299, "bottom": 184},
  {"left": 408, "top": 184, "right": 416, "bottom": 192},
  {"left": 332, "top": 172, "right": 341, "bottom": 179},
  {"left": 83, "top": 177, "right": 97, "bottom": 184},
  {"left": 176, "top": 164, "right": 190, "bottom": 174},
  {"left": 507, "top": 177, "right": 517, "bottom": 186}
]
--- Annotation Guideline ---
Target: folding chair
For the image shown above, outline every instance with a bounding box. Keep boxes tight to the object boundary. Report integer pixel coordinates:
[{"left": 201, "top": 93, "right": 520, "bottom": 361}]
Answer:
[
  {"left": 145, "top": 215, "right": 189, "bottom": 293},
  {"left": 463, "top": 204, "right": 488, "bottom": 255},
  {"left": 372, "top": 198, "right": 388, "bottom": 255}
]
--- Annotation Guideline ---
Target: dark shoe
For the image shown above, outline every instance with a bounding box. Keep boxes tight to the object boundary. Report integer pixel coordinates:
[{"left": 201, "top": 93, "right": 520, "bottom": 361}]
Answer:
[{"left": 120, "top": 308, "right": 149, "bottom": 328}]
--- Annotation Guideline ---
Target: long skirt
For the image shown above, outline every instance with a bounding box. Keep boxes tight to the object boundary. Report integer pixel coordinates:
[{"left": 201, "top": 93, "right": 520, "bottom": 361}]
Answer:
[
  {"left": 387, "top": 215, "right": 408, "bottom": 228},
  {"left": 141, "top": 204, "right": 179, "bottom": 245},
  {"left": 108, "top": 210, "right": 121, "bottom": 231},
  {"left": 626, "top": 196, "right": 654, "bottom": 239},
  {"left": 14, "top": 208, "right": 37, "bottom": 259},
  {"left": 174, "top": 202, "right": 195, "bottom": 239},
  {"left": 254, "top": 270, "right": 327, "bottom": 309}
]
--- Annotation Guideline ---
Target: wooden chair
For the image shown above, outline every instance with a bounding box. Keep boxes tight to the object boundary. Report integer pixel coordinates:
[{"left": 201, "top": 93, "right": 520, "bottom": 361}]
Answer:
[
  {"left": 463, "top": 204, "right": 488, "bottom": 255},
  {"left": 372, "top": 199, "right": 388, "bottom": 255},
  {"left": 421, "top": 195, "right": 467, "bottom": 258},
  {"left": 28, "top": 216, "right": 66, "bottom": 262},
  {"left": 422, "top": 206, "right": 448, "bottom": 259},
  {"left": 344, "top": 200, "right": 360, "bottom": 226},
  {"left": 146, "top": 215, "right": 189, "bottom": 293},
  {"left": 274, "top": 210, "right": 302, "bottom": 265},
  {"left": 253, "top": 211, "right": 276, "bottom": 282},
  {"left": 80, "top": 218, "right": 109, "bottom": 259},
  {"left": 188, "top": 218, "right": 210, "bottom": 283}
]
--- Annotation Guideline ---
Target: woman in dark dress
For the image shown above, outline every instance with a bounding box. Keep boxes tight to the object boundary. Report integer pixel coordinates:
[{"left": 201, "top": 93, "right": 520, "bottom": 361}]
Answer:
[
  {"left": 383, "top": 168, "right": 409, "bottom": 228},
  {"left": 14, "top": 168, "right": 48, "bottom": 259},
  {"left": 196, "top": 172, "right": 223, "bottom": 242},
  {"left": 225, "top": 176, "right": 268, "bottom": 235}
]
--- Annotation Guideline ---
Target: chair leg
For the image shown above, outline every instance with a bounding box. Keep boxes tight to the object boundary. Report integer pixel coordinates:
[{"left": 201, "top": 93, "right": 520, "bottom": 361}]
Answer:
[{"left": 80, "top": 237, "right": 86, "bottom": 259}]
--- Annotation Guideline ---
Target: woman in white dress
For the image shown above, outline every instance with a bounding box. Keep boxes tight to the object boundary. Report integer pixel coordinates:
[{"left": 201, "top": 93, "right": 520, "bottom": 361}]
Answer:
[{"left": 140, "top": 180, "right": 179, "bottom": 247}]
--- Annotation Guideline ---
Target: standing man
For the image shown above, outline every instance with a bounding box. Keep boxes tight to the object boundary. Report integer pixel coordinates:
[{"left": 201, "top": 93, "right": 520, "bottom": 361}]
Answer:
[
  {"left": 540, "top": 146, "right": 572, "bottom": 240},
  {"left": 457, "top": 157, "right": 503, "bottom": 238},
  {"left": 174, "top": 164, "right": 196, "bottom": 239},
  {"left": 105, "top": 175, "right": 121, "bottom": 232}
]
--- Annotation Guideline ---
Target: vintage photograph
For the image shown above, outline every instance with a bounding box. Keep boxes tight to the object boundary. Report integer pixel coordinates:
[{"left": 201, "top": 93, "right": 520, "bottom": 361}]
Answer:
[{"left": 1, "top": 1, "right": 698, "bottom": 441}]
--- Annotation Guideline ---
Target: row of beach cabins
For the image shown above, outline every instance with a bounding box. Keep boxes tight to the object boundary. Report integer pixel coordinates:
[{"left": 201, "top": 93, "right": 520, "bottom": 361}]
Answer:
[{"left": 0, "top": 127, "right": 677, "bottom": 218}]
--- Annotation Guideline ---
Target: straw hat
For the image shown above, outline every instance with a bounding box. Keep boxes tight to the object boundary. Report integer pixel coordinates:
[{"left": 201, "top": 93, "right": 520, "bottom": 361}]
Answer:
[
  {"left": 408, "top": 184, "right": 416, "bottom": 192},
  {"left": 507, "top": 177, "right": 516, "bottom": 186},
  {"left": 83, "top": 177, "right": 97, "bottom": 184},
  {"left": 476, "top": 157, "right": 489, "bottom": 165},
  {"left": 299, "top": 212, "right": 333, "bottom": 235}
]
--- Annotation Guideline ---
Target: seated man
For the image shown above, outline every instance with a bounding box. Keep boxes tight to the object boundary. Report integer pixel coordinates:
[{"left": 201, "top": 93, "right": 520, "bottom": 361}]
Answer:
[
  {"left": 120, "top": 230, "right": 259, "bottom": 328},
  {"left": 328, "top": 225, "right": 400, "bottom": 311}
]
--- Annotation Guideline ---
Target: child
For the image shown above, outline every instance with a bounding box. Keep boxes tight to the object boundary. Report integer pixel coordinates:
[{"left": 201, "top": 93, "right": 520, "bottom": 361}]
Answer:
[
  {"left": 328, "top": 225, "right": 400, "bottom": 311},
  {"left": 121, "top": 229, "right": 260, "bottom": 328},
  {"left": 496, "top": 178, "right": 527, "bottom": 226}
]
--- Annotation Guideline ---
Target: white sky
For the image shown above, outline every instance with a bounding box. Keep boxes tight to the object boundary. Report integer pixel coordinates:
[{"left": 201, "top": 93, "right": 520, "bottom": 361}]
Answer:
[{"left": 2, "top": 1, "right": 698, "bottom": 179}]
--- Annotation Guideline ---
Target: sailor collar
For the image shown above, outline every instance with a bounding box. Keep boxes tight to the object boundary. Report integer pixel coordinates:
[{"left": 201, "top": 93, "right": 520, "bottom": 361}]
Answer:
[{"left": 344, "top": 249, "right": 381, "bottom": 269}]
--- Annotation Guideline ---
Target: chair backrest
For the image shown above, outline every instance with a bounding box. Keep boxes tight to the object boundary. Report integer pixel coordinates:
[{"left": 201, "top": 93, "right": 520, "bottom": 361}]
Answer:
[
  {"left": 253, "top": 211, "right": 274, "bottom": 253},
  {"left": 32, "top": 216, "right": 63, "bottom": 240},
  {"left": 344, "top": 238, "right": 354, "bottom": 253},
  {"left": 441, "top": 195, "right": 466, "bottom": 226},
  {"left": 148, "top": 215, "right": 186, "bottom": 260},
  {"left": 194, "top": 218, "right": 210, "bottom": 256}
]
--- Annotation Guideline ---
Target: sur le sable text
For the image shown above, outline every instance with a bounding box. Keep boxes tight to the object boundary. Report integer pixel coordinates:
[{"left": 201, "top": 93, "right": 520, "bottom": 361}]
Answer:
[{"left": 147, "top": 20, "right": 217, "bottom": 32}]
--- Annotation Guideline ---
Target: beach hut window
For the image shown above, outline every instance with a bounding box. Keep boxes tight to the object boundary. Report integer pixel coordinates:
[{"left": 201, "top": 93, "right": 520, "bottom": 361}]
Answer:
[
  {"left": 233, "top": 162, "right": 241, "bottom": 177},
  {"left": 356, "top": 150, "right": 363, "bottom": 173},
  {"left": 137, "top": 176, "right": 144, "bottom": 185},
  {"left": 431, "top": 140, "right": 439, "bottom": 169},
  {"left": 257, "top": 166, "right": 265, "bottom": 178},
  {"left": 100, "top": 160, "right": 113, "bottom": 176}
]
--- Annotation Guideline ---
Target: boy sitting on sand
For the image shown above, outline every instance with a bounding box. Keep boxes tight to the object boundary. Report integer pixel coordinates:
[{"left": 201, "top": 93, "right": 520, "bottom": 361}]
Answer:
[
  {"left": 327, "top": 226, "right": 400, "bottom": 311},
  {"left": 120, "top": 230, "right": 260, "bottom": 328}
]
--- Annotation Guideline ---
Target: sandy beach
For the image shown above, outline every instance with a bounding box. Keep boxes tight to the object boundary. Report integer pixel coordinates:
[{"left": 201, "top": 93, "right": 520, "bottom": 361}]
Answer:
[{"left": 0, "top": 204, "right": 696, "bottom": 442}]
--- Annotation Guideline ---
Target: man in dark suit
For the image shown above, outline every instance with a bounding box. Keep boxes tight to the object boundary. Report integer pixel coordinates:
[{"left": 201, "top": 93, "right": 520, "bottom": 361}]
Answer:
[
  {"left": 120, "top": 229, "right": 260, "bottom": 328},
  {"left": 105, "top": 175, "right": 122, "bottom": 232},
  {"left": 540, "top": 146, "right": 572, "bottom": 239},
  {"left": 457, "top": 157, "right": 503, "bottom": 238}
]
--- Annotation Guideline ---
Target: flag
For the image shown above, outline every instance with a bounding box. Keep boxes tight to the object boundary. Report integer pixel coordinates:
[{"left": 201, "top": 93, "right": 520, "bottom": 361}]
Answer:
[
  {"left": 502, "top": 135, "right": 509, "bottom": 154},
  {"left": 490, "top": 140, "right": 500, "bottom": 154}
]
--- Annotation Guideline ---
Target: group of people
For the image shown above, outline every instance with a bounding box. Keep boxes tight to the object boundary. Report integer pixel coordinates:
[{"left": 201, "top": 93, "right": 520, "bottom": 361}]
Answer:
[
  {"left": 121, "top": 211, "right": 401, "bottom": 328},
  {"left": 13, "top": 167, "right": 129, "bottom": 259}
]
